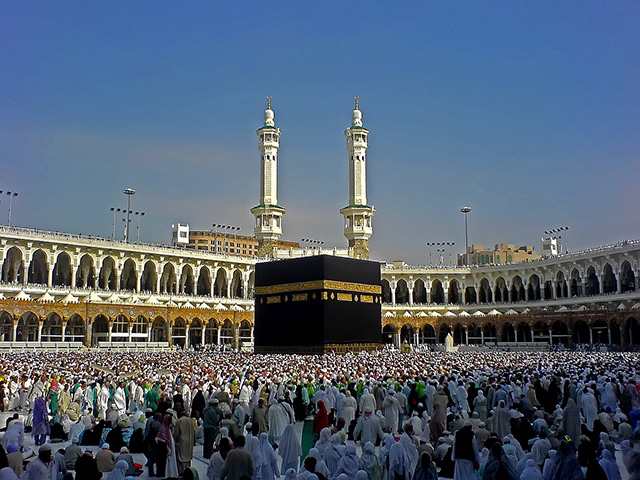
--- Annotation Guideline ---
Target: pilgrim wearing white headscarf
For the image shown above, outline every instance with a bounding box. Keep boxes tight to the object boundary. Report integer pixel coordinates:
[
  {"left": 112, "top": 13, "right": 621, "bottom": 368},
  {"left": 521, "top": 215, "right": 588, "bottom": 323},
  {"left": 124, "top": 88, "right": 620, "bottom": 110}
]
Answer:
[
  {"left": 334, "top": 444, "right": 360, "bottom": 478},
  {"left": 520, "top": 458, "right": 543, "bottom": 480},
  {"left": 300, "top": 448, "right": 331, "bottom": 479},
  {"left": 359, "top": 441, "right": 383, "bottom": 480},
  {"left": 598, "top": 449, "right": 622, "bottom": 480},
  {"left": 245, "top": 433, "right": 262, "bottom": 480},
  {"left": 105, "top": 459, "right": 135, "bottom": 480},
  {"left": 582, "top": 388, "right": 598, "bottom": 431},
  {"left": 323, "top": 433, "right": 345, "bottom": 476},
  {"left": 279, "top": 424, "right": 302, "bottom": 475},
  {"left": 0, "top": 468, "right": 19, "bottom": 480},
  {"left": 341, "top": 391, "right": 357, "bottom": 430},
  {"left": 258, "top": 433, "right": 279, "bottom": 480}
]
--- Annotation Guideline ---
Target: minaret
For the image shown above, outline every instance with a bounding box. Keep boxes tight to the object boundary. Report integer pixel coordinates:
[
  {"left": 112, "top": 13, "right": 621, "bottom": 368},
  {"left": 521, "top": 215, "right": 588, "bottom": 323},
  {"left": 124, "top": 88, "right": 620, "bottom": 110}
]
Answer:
[
  {"left": 251, "top": 97, "right": 286, "bottom": 257},
  {"left": 340, "top": 97, "right": 375, "bottom": 260}
]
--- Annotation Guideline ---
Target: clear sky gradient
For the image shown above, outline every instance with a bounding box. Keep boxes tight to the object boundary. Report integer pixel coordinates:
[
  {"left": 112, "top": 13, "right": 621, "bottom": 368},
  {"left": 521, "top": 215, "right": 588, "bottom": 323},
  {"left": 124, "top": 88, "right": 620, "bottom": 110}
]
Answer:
[{"left": 1, "top": 2, "right": 638, "bottom": 265}]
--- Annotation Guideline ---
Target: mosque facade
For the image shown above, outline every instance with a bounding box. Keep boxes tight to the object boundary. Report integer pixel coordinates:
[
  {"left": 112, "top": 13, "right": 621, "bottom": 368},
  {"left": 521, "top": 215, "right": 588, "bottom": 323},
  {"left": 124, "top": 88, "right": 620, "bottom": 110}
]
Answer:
[{"left": 0, "top": 102, "right": 639, "bottom": 350}]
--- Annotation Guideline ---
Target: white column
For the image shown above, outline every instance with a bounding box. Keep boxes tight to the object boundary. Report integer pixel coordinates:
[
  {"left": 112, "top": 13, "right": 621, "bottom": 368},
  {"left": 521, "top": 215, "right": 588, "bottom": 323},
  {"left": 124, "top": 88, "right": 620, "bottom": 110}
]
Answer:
[
  {"left": 217, "top": 328, "right": 221, "bottom": 345},
  {"left": 147, "top": 327, "right": 152, "bottom": 343},
  {"left": 607, "top": 327, "right": 611, "bottom": 344},
  {"left": 185, "top": 326, "right": 190, "bottom": 347},
  {"left": 13, "top": 323, "right": 18, "bottom": 341},
  {"left": 465, "top": 329, "right": 469, "bottom": 345},
  {"left": 549, "top": 330, "right": 553, "bottom": 345},
  {"left": 589, "top": 327, "right": 593, "bottom": 344},
  {"left": 128, "top": 323, "right": 133, "bottom": 342},
  {"left": 480, "top": 330, "right": 484, "bottom": 345}
]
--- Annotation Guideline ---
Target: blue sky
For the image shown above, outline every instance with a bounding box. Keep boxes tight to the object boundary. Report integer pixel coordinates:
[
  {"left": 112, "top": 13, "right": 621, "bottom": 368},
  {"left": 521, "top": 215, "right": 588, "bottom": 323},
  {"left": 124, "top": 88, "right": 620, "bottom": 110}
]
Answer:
[{"left": 1, "top": 2, "right": 638, "bottom": 265}]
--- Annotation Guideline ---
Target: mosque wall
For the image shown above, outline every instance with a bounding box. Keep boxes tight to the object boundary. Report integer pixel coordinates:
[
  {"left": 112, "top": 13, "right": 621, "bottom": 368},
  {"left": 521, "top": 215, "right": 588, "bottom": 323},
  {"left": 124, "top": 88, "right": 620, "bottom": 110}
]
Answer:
[{"left": 0, "top": 226, "right": 639, "bottom": 350}]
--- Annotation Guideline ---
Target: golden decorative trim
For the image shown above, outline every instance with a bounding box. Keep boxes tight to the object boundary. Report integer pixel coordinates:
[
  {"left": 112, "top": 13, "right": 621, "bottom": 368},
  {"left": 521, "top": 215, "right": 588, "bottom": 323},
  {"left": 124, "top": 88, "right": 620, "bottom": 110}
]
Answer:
[
  {"left": 292, "top": 293, "right": 308, "bottom": 302},
  {"left": 337, "top": 293, "right": 352, "bottom": 302},
  {"left": 361, "top": 295, "right": 374, "bottom": 303},
  {"left": 255, "top": 280, "right": 381, "bottom": 296},
  {"left": 320, "top": 292, "right": 328, "bottom": 300},
  {"left": 266, "top": 296, "right": 281, "bottom": 304}
]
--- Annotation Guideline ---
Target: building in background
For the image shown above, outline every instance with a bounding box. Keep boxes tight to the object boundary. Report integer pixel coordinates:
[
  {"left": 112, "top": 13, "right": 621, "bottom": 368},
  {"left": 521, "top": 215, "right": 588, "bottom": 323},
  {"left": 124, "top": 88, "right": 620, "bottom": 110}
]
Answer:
[
  {"left": 187, "top": 230, "right": 299, "bottom": 256},
  {"left": 458, "top": 243, "right": 541, "bottom": 266}
]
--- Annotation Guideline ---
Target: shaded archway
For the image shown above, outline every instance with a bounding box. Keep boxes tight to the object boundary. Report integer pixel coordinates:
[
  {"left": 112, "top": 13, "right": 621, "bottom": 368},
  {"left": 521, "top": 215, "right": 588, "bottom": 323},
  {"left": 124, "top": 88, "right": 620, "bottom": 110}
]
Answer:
[
  {"left": 602, "top": 264, "right": 617, "bottom": 294},
  {"left": 181, "top": 265, "right": 195, "bottom": 295},
  {"left": 570, "top": 269, "right": 582, "bottom": 297},
  {"left": 624, "top": 317, "right": 639, "bottom": 346},
  {"left": 511, "top": 276, "right": 525, "bottom": 302},
  {"left": 140, "top": 261, "right": 157, "bottom": 293},
  {"left": 467, "top": 323, "right": 481, "bottom": 344},
  {"left": 150, "top": 317, "right": 169, "bottom": 343},
  {"left": 395, "top": 279, "right": 409, "bottom": 304},
  {"left": 438, "top": 324, "right": 452, "bottom": 344},
  {"left": 517, "top": 322, "right": 532, "bottom": 342},
  {"left": 132, "top": 315, "right": 147, "bottom": 340},
  {"left": 431, "top": 280, "right": 445, "bottom": 304},
  {"left": 172, "top": 317, "right": 187, "bottom": 348},
  {"left": 592, "top": 319, "right": 608, "bottom": 345},
  {"left": 483, "top": 323, "right": 497, "bottom": 344},
  {"left": 464, "top": 286, "right": 477, "bottom": 304},
  {"left": 585, "top": 266, "right": 599, "bottom": 296},
  {"left": 205, "top": 319, "right": 218, "bottom": 344},
  {"left": 620, "top": 261, "right": 636, "bottom": 293},
  {"left": 453, "top": 323, "right": 466, "bottom": 344},
  {"left": 610, "top": 319, "right": 621, "bottom": 346},
  {"left": 2, "top": 246, "right": 24, "bottom": 283},
  {"left": 382, "top": 324, "right": 397, "bottom": 344},
  {"left": 214, "top": 269, "right": 228, "bottom": 297},
  {"left": 501, "top": 323, "right": 515, "bottom": 342},
  {"left": 413, "top": 279, "right": 427, "bottom": 304},
  {"left": 556, "top": 271, "right": 568, "bottom": 298},
  {"left": 92, "top": 314, "right": 110, "bottom": 345},
  {"left": 0, "top": 311, "right": 14, "bottom": 341},
  {"left": 120, "top": 259, "right": 137, "bottom": 292},
  {"left": 111, "top": 314, "right": 129, "bottom": 342},
  {"left": 494, "top": 277, "right": 507, "bottom": 303},
  {"left": 98, "top": 257, "right": 117, "bottom": 290},
  {"left": 42, "top": 313, "right": 63, "bottom": 342},
  {"left": 220, "top": 319, "right": 234, "bottom": 345},
  {"left": 16, "top": 312, "right": 39, "bottom": 341},
  {"left": 478, "top": 278, "right": 492, "bottom": 304},
  {"left": 65, "top": 314, "right": 85, "bottom": 343},
  {"left": 448, "top": 280, "right": 460, "bottom": 305},
  {"left": 230, "top": 270, "right": 243, "bottom": 298},
  {"left": 160, "top": 263, "right": 177, "bottom": 294},
  {"left": 197, "top": 267, "right": 212, "bottom": 296},
  {"left": 528, "top": 274, "right": 541, "bottom": 301},
  {"left": 52, "top": 252, "right": 72, "bottom": 287},
  {"left": 27, "top": 249, "right": 48, "bottom": 285},
  {"left": 532, "top": 321, "right": 549, "bottom": 343},
  {"left": 400, "top": 324, "right": 415, "bottom": 344},
  {"left": 238, "top": 320, "right": 252, "bottom": 347},
  {"left": 572, "top": 320, "right": 590, "bottom": 344},
  {"left": 419, "top": 324, "right": 436, "bottom": 344},
  {"left": 76, "top": 254, "right": 95, "bottom": 289},
  {"left": 551, "top": 321, "right": 569, "bottom": 345},
  {"left": 190, "top": 318, "right": 203, "bottom": 346},
  {"left": 382, "top": 280, "right": 392, "bottom": 304}
]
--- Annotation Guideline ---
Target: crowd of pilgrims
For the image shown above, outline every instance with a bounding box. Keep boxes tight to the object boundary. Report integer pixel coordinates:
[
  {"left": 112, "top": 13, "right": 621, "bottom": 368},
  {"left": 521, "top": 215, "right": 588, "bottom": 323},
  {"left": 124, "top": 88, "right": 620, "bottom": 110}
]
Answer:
[{"left": 0, "top": 349, "right": 639, "bottom": 480}]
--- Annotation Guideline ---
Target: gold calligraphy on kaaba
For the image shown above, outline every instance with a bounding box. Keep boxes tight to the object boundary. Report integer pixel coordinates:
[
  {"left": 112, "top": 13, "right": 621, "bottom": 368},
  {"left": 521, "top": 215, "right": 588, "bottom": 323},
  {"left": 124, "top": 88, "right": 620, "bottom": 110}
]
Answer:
[
  {"left": 337, "top": 293, "right": 353, "bottom": 302},
  {"left": 361, "top": 295, "right": 374, "bottom": 303},
  {"left": 255, "top": 280, "right": 381, "bottom": 296},
  {"left": 266, "top": 296, "right": 281, "bottom": 304},
  {"left": 292, "top": 293, "right": 308, "bottom": 302}
]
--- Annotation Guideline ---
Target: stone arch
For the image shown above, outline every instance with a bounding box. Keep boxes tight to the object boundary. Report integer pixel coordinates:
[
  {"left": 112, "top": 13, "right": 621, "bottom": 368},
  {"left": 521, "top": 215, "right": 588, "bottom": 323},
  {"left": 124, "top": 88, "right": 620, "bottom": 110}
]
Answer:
[
  {"left": 205, "top": 318, "right": 218, "bottom": 344},
  {"left": 556, "top": 271, "right": 568, "bottom": 298},
  {"left": 213, "top": 269, "right": 228, "bottom": 297},
  {"left": 65, "top": 314, "right": 85, "bottom": 342},
  {"left": 453, "top": 323, "right": 466, "bottom": 344},
  {"left": 180, "top": 264, "right": 195, "bottom": 295},
  {"left": 151, "top": 317, "right": 169, "bottom": 343},
  {"left": 112, "top": 314, "right": 130, "bottom": 342},
  {"left": 528, "top": 274, "right": 541, "bottom": 301},
  {"left": 602, "top": 263, "right": 617, "bottom": 294},
  {"left": 620, "top": 261, "right": 635, "bottom": 293},
  {"left": 120, "top": 259, "right": 137, "bottom": 292},
  {"left": 42, "top": 312, "right": 63, "bottom": 341},
  {"left": 467, "top": 323, "right": 481, "bottom": 344},
  {"left": 27, "top": 249, "right": 48, "bottom": 285},
  {"left": 52, "top": 252, "right": 72, "bottom": 287},
  {"left": 400, "top": 324, "right": 415, "bottom": 344},
  {"left": 132, "top": 315, "right": 147, "bottom": 338},
  {"left": 464, "top": 286, "right": 476, "bottom": 304},
  {"left": 501, "top": 322, "right": 515, "bottom": 342},
  {"left": 431, "top": 279, "right": 445, "bottom": 304},
  {"left": 592, "top": 319, "right": 608, "bottom": 345},
  {"left": 572, "top": 319, "right": 590, "bottom": 344},
  {"left": 511, "top": 276, "right": 525, "bottom": 302},
  {"left": 624, "top": 317, "right": 640, "bottom": 346},
  {"left": 517, "top": 322, "right": 532, "bottom": 342},
  {"left": 238, "top": 320, "right": 252, "bottom": 347},
  {"left": 98, "top": 256, "right": 117, "bottom": 290},
  {"left": 478, "top": 278, "right": 492, "bottom": 304},
  {"left": 76, "top": 254, "right": 96, "bottom": 289},
  {"left": 91, "top": 314, "right": 110, "bottom": 345},
  {"left": 382, "top": 279, "right": 392, "bottom": 303},
  {"left": 140, "top": 260, "right": 158, "bottom": 293},
  {"left": 448, "top": 280, "right": 460, "bottom": 305},
  {"left": 494, "top": 277, "right": 507, "bottom": 303},
  {"left": 585, "top": 266, "right": 599, "bottom": 296},
  {"left": 16, "top": 311, "right": 39, "bottom": 341},
  {"left": 551, "top": 321, "right": 569, "bottom": 345},
  {"left": 2, "top": 246, "right": 25, "bottom": 283},
  {"left": 483, "top": 323, "right": 497, "bottom": 344},
  {"left": 247, "top": 271, "right": 255, "bottom": 298},
  {"left": 172, "top": 317, "right": 187, "bottom": 347},
  {"left": 219, "top": 319, "right": 234, "bottom": 344},
  {"left": 190, "top": 318, "right": 203, "bottom": 346},
  {"left": 230, "top": 270, "right": 243, "bottom": 298},
  {"left": 610, "top": 318, "right": 621, "bottom": 345},
  {"left": 420, "top": 324, "right": 436, "bottom": 344},
  {"left": 532, "top": 321, "right": 549, "bottom": 343},
  {"left": 160, "top": 262, "right": 177, "bottom": 294},
  {"left": 197, "top": 266, "right": 212, "bottom": 296},
  {"left": 413, "top": 279, "right": 427, "bottom": 304},
  {"left": 570, "top": 268, "right": 582, "bottom": 297},
  {"left": 438, "top": 324, "right": 452, "bottom": 344},
  {"left": 395, "top": 279, "right": 409, "bottom": 304},
  {"left": 0, "top": 310, "right": 14, "bottom": 341},
  {"left": 382, "top": 324, "right": 397, "bottom": 344}
]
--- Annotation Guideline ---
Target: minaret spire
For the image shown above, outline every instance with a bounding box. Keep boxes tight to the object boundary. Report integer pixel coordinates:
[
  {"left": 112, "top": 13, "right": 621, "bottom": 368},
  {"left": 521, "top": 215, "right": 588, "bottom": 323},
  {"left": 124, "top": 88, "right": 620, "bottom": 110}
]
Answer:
[
  {"left": 340, "top": 98, "right": 375, "bottom": 259},
  {"left": 251, "top": 97, "right": 286, "bottom": 258}
]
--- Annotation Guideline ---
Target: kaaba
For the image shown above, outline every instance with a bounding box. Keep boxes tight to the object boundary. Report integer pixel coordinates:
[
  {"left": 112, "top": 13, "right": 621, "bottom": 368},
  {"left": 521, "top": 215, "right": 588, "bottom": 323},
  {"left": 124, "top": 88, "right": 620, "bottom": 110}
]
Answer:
[{"left": 254, "top": 255, "right": 382, "bottom": 354}]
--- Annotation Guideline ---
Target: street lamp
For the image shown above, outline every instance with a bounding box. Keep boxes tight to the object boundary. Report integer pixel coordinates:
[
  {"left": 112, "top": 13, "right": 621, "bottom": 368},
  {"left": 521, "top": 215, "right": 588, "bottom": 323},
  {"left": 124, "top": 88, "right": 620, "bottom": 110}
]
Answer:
[
  {"left": 123, "top": 188, "right": 136, "bottom": 243},
  {"left": 301, "top": 238, "right": 325, "bottom": 247},
  {"left": 0, "top": 191, "right": 19, "bottom": 226},
  {"left": 426, "top": 242, "right": 455, "bottom": 266},
  {"left": 212, "top": 224, "right": 241, "bottom": 254},
  {"left": 460, "top": 206, "right": 472, "bottom": 265},
  {"left": 135, "top": 211, "right": 146, "bottom": 243},
  {"left": 110, "top": 207, "right": 122, "bottom": 239}
]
